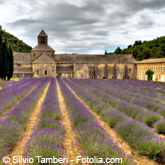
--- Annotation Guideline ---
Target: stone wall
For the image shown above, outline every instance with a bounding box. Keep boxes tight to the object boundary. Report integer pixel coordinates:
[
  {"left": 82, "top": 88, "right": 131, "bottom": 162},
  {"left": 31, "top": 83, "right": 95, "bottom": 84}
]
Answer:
[
  {"left": 137, "top": 63, "right": 165, "bottom": 81},
  {"left": 74, "top": 64, "right": 89, "bottom": 79},
  {"left": 14, "top": 64, "right": 32, "bottom": 73},
  {"left": 33, "top": 63, "right": 56, "bottom": 78}
]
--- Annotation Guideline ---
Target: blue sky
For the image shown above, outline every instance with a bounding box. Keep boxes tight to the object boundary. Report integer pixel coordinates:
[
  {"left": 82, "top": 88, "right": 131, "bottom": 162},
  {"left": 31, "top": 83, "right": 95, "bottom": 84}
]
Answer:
[{"left": 0, "top": 0, "right": 165, "bottom": 54}]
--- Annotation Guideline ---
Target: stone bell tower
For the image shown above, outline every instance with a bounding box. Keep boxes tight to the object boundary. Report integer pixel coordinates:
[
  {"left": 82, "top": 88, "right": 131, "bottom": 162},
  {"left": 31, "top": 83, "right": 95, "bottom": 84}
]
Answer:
[
  {"left": 30, "top": 29, "right": 55, "bottom": 60},
  {"left": 38, "top": 29, "right": 48, "bottom": 45}
]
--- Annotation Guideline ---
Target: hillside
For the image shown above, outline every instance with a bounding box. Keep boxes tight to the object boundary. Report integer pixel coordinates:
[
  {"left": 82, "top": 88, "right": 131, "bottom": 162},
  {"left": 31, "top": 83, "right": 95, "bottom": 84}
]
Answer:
[
  {"left": 0, "top": 28, "right": 32, "bottom": 53},
  {"left": 109, "top": 36, "right": 165, "bottom": 61}
]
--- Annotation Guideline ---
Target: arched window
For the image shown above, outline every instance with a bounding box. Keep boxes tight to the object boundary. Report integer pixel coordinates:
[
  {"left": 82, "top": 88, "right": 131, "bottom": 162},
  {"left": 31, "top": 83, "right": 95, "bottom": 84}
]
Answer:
[
  {"left": 41, "top": 37, "right": 45, "bottom": 44},
  {"left": 45, "top": 70, "right": 47, "bottom": 75},
  {"left": 33, "top": 53, "right": 36, "bottom": 58},
  {"left": 37, "top": 70, "right": 39, "bottom": 75}
]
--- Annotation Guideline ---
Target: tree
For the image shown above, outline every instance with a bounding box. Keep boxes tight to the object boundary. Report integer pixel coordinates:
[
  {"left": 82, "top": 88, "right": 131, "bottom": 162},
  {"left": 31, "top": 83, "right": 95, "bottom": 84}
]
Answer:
[
  {"left": 7, "top": 45, "right": 13, "bottom": 80},
  {"left": 145, "top": 69, "right": 154, "bottom": 81},
  {"left": 127, "top": 45, "right": 132, "bottom": 49},
  {"left": 150, "top": 47, "right": 164, "bottom": 58},
  {"left": 136, "top": 51, "right": 143, "bottom": 61},
  {"left": 114, "top": 47, "right": 122, "bottom": 54},
  {"left": 1, "top": 38, "right": 8, "bottom": 80},
  {"left": 143, "top": 47, "right": 151, "bottom": 59},
  {"left": 0, "top": 30, "right": 14, "bottom": 80},
  {"left": 160, "top": 43, "right": 165, "bottom": 57},
  {"left": 105, "top": 50, "right": 107, "bottom": 54}
]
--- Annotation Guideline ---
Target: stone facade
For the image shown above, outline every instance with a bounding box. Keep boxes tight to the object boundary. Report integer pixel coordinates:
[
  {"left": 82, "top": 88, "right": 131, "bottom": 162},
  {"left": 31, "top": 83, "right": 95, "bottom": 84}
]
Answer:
[
  {"left": 137, "top": 59, "right": 165, "bottom": 81},
  {"left": 13, "top": 30, "right": 137, "bottom": 79}
]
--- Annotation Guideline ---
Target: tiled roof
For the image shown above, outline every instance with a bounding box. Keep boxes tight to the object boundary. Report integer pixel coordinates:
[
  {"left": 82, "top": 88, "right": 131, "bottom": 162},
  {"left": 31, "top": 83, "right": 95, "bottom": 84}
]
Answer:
[
  {"left": 13, "top": 53, "right": 31, "bottom": 64},
  {"left": 33, "top": 53, "right": 55, "bottom": 64},
  {"left": 56, "top": 66, "right": 74, "bottom": 73},
  {"left": 38, "top": 30, "right": 47, "bottom": 36},
  {"left": 31, "top": 44, "right": 55, "bottom": 51},
  {"left": 136, "top": 58, "right": 165, "bottom": 64},
  {"left": 55, "top": 54, "right": 136, "bottom": 64}
]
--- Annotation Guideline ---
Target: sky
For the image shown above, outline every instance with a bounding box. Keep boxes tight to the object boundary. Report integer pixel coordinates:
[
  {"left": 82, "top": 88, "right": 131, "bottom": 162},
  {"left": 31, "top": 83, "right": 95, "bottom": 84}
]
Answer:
[{"left": 0, "top": 0, "right": 165, "bottom": 54}]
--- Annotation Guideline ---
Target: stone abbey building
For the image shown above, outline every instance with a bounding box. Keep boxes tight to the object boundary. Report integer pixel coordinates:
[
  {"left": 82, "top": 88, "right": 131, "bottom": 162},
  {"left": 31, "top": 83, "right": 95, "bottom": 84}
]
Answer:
[{"left": 13, "top": 30, "right": 137, "bottom": 79}]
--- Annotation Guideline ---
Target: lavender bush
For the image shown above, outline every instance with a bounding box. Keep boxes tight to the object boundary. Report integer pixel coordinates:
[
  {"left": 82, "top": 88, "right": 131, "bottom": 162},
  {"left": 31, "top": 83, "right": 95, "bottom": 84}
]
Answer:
[
  {"left": 66, "top": 79, "right": 165, "bottom": 163},
  {"left": 115, "top": 119, "right": 165, "bottom": 160},
  {"left": 39, "top": 78, "right": 62, "bottom": 120},
  {"left": 0, "top": 78, "right": 49, "bottom": 160},
  {"left": 24, "top": 78, "right": 65, "bottom": 165},
  {"left": 58, "top": 78, "right": 134, "bottom": 165},
  {"left": 153, "top": 119, "right": 165, "bottom": 134},
  {"left": 70, "top": 79, "right": 163, "bottom": 127},
  {"left": 24, "top": 119, "right": 65, "bottom": 165},
  {"left": 63, "top": 79, "right": 129, "bottom": 128},
  {"left": 0, "top": 78, "right": 33, "bottom": 98},
  {"left": 0, "top": 78, "right": 42, "bottom": 115}
]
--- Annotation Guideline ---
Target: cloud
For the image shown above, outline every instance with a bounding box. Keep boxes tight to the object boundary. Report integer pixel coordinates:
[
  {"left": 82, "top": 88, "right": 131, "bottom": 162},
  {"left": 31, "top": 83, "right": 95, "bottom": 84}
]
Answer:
[
  {"left": 1, "top": 0, "right": 165, "bottom": 53},
  {"left": 86, "top": 49, "right": 105, "bottom": 54},
  {"left": 0, "top": 0, "right": 4, "bottom": 4}
]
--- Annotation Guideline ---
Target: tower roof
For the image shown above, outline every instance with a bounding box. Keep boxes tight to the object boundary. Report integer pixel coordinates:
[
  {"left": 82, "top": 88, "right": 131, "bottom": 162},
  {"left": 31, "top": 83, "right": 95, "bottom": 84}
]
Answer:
[
  {"left": 32, "top": 44, "right": 55, "bottom": 52},
  {"left": 38, "top": 30, "right": 48, "bottom": 37}
]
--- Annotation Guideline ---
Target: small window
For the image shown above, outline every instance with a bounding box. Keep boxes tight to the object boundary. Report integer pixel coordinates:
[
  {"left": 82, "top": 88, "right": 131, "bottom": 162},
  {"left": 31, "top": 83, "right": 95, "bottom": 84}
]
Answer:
[
  {"left": 33, "top": 53, "right": 36, "bottom": 58},
  {"left": 37, "top": 70, "right": 39, "bottom": 75},
  {"left": 41, "top": 37, "right": 45, "bottom": 44},
  {"left": 103, "top": 77, "right": 105, "bottom": 79},
  {"left": 45, "top": 70, "right": 47, "bottom": 75},
  {"left": 129, "top": 68, "right": 131, "bottom": 71},
  {"left": 112, "top": 76, "right": 113, "bottom": 79}
]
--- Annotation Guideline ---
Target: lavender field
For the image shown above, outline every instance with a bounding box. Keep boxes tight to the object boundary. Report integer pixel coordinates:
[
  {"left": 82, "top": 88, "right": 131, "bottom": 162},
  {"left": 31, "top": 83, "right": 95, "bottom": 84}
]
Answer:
[{"left": 0, "top": 78, "right": 165, "bottom": 165}]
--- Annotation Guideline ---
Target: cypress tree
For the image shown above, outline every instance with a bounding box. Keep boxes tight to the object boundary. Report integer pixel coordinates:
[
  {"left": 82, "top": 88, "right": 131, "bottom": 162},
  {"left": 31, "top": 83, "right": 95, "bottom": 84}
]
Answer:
[
  {"left": 1, "top": 38, "right": 8, "bottom": 80},
  {"left": 0, "top": 31, "right": 3, "bottom": 79},
  {"left": 0, "top": 30, "right": 13, "bottom": 80},
  {"left": 6, "top": 47, "right": 10, "bottom": 79},
  {"left": 7, "top": 45, "right": 13, "bottom": 80}
]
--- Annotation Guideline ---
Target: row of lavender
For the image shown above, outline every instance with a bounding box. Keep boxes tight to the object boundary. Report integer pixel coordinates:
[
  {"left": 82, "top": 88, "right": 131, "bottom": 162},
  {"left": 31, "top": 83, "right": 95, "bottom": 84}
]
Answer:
[
  {"left": 71, "top": 79, "right": 165, "bottom": 134},
  {"left": 24, "top": 78, "right": 65, "bottom": 164},
  {"left": 0, "top": 79, "right": 19, "bottom": 89},
  {"left": 106, "top": 79, "right": 165, "bottom": 93},
  {"left": 83, "top": 79, "right": 165, "bottom": 101},
  {"left": 88, "top": 79, "right": 165, "bottom": 104},
  {"left": 0, "top": 78, "right": 43, "bottom": 115},
  {"left": 0, "top": 78, "right": 32, "bottom": 98},
  {"left": 58, "top": 79, "right": 134, "bottom": 165},
  {"left": 63, "top": 79, "right": 165, "bottom": 164},
  {"left": 0, "top": 79, "right": 49, "bottom": 162},
  {"left": 100, "top": 79, "right": 165, "bottom": 106}
]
